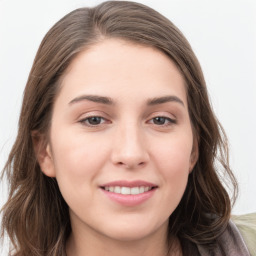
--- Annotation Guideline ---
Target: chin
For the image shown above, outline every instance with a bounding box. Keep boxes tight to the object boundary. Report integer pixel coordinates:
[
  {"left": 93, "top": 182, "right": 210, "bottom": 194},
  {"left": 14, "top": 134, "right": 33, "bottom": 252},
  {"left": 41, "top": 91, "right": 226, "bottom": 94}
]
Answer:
[
  {"left": 100, "top": 218, "right": 167, "bottom": 242},
  {"left": 106, "top": 228, "right": 152, "bottom": 242}
]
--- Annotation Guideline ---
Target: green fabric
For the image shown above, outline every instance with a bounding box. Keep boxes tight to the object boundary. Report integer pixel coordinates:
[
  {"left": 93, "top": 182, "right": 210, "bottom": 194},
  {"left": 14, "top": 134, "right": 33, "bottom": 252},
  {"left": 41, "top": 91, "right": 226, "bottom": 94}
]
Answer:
[{"left": 232, "top": 213, "right": 256, "bottom": 256}]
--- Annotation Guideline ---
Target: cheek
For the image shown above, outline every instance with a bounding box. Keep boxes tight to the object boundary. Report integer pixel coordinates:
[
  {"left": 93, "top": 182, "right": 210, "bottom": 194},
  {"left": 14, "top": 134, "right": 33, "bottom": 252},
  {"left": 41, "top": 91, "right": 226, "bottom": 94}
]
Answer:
[
  {"left": 153, "top": 133, "right": 193, "bottom": 173},
  {"left": 152, "top": 133, "right": 193, "bottom": 201},
  {"left": 50, "top": 132, "right": 111, "bottom": 217},
  {"left": 50, "top": 129, "right": 109, "bottom": 193}
]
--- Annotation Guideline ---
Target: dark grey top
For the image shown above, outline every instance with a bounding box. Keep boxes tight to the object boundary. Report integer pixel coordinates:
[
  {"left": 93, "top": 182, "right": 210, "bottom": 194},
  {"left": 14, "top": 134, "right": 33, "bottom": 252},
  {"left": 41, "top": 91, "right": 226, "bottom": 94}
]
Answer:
[{"left": 182, "top": 220, "right": 250, "bottom": 256}]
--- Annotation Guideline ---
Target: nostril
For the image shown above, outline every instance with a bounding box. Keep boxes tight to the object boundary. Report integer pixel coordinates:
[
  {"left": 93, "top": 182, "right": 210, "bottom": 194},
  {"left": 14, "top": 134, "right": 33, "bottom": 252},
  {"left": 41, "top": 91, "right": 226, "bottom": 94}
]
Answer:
[{"left": 115, "top": 161, "right": 146, "bottom": 169}]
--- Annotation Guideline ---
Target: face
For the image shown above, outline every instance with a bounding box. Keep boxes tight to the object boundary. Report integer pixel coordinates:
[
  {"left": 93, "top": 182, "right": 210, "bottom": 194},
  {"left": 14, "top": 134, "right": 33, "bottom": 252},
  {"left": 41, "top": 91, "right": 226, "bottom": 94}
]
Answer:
[{"left": 38, "top": 39, "right": 197, "bottom": 243}]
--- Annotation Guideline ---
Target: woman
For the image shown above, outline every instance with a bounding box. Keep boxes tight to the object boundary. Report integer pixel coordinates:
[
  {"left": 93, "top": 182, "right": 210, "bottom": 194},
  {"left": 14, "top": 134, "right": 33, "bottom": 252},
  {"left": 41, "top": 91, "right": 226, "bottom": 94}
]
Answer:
[{"left": 1, "top": 1, "right": 254, "bottom": 255}]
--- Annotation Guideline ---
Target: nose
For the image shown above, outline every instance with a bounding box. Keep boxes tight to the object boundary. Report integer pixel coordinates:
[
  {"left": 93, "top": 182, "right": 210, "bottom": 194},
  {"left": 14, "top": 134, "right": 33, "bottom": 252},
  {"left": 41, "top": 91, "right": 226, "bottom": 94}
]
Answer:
[{"left": 111, "top": 122, "right": 149, "bottom": 169}]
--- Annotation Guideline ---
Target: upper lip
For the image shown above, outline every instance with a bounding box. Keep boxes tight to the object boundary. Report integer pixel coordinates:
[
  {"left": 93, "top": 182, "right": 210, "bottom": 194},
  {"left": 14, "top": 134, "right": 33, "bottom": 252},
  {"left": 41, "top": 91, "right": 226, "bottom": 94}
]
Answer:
[{"left": 100, "top": 180, "right": 158, "bottom": 188}]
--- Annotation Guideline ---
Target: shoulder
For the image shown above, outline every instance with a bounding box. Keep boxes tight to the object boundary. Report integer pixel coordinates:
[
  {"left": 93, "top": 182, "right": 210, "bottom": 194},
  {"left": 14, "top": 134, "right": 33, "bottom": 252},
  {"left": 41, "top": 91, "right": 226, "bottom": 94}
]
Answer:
[
  {"left": 196, "top": 215, "right": 253, "bottom": 256},
  {"left": 232, "top": 212, "right": 256, "bottom": 256}
]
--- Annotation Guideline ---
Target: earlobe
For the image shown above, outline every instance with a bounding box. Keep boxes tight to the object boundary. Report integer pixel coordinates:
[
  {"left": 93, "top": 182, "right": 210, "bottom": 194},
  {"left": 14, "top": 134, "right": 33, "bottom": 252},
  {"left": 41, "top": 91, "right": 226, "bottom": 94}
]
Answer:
[{"left": 32, "top": 131, "right": 56, "bottom": 177}]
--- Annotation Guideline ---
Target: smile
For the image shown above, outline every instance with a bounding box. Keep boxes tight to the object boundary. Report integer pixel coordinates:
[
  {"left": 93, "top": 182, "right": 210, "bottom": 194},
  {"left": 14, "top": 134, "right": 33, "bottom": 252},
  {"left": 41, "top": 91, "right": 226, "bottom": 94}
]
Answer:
[
  {"left": 100, "top": 180, "right": 158, "bottom": 206},
  {"left": 102, "top": 186, "right": 154, "bottom": 195}
]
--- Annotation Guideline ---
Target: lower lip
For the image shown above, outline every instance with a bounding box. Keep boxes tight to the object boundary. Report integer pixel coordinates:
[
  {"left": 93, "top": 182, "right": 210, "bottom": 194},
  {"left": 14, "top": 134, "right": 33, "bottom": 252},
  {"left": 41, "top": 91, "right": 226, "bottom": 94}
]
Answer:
[{"left": 101, "top": 188, "right": 157, "bottom": 206}]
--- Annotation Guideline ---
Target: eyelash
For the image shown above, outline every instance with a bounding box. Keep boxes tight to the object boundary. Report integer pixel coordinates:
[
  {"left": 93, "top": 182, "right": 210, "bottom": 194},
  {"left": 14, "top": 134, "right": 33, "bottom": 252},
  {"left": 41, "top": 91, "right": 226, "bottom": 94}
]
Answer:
[
  {"left": 79, "top": 115, "right": 176, "bottom": 128},
  {"left": 79, "top": 116, "right": 108, "bottom": 126},
  {"left": 148, "top": 116, "right": 176, "bottom": 126}
]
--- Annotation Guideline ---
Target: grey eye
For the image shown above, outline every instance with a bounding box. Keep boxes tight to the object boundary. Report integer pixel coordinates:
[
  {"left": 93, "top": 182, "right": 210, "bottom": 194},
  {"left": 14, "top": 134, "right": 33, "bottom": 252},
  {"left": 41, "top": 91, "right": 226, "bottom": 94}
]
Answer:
[
  {"left": 86, "top": 116, "right": 103, "bottom": 125},
  {"left": 153, "top": 117, "right": 168, "bottom": 125}
]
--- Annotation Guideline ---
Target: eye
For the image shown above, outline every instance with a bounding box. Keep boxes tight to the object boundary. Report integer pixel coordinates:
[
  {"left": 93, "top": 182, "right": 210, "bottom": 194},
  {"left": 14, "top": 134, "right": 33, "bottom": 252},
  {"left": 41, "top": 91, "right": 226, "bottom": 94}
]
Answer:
[
  {"left": 150, "top": 116, "right": 176, "bottom": 126},
  {"left": 79, "top": 116, "right": 107, "bottom": 126}
]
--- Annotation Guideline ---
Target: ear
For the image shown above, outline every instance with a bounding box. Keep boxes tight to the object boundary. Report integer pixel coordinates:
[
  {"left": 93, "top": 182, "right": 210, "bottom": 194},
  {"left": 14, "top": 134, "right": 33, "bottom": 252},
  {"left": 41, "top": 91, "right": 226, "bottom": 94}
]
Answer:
[
  {"left": 31, "top": 131, "right": 56, "bottom": 177},
  {"left": 189, "top": 137, "right": 199, "bottom": 173}
]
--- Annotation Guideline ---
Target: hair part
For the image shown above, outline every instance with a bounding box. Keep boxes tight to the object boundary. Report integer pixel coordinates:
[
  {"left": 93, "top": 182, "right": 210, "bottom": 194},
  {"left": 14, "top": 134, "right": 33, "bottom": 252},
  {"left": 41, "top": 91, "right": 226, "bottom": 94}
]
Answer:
[{"left": 1, "top": 1, "right": 238, "bottom": 255}]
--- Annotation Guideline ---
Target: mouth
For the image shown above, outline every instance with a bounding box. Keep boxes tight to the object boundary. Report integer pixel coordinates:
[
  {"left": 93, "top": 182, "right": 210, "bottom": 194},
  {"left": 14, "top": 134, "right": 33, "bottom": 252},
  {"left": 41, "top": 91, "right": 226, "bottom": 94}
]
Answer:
[
  {"left": 100, "top": 185, "right": 157, "bottom": 195},
  {"left": 99, "top": 181, "right": 158, "bottom": 206}
]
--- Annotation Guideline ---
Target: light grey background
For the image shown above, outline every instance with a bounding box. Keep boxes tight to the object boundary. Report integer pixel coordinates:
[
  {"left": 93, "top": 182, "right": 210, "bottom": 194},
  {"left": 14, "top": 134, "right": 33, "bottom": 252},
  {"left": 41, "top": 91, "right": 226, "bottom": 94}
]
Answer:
[{"left": 0, "top": 0, "right": 255, "bottom": 252}]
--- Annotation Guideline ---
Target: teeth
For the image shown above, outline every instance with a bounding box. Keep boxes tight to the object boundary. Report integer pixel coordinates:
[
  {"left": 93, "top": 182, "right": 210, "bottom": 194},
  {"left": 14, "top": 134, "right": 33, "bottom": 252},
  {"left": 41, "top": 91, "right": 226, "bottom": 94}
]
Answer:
[
  {"left": 103, "top": 186, "right": 152, "bottom": 195},
  {"left": 114, "top": 186, "right": 121, "bottom": 193},
  {"left": 121, "top": 187, "right": 130, "bottom": 194},
  {"left": 139, "top": 186, "right": 145, "bottom": 193},
  {"left": 131, "top": 187, "right": 139, "bottom": 195}
]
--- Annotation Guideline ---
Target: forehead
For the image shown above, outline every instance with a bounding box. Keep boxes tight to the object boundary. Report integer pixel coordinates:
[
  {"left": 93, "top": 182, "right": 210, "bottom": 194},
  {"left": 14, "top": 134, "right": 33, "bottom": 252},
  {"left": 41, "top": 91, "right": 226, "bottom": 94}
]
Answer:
[{"left": 58, "top": 38, "right": 187, "bottom": 107}]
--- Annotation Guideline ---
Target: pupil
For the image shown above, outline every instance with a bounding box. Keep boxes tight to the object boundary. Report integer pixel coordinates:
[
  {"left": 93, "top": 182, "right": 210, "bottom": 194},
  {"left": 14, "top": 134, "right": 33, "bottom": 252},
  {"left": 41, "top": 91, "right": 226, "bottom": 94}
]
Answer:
[
  {"left": 154, "top": 117, "right": 165, "bottom": 125},
  {"left": 89, "top": 117, "right": 101, "bottom": 125}
]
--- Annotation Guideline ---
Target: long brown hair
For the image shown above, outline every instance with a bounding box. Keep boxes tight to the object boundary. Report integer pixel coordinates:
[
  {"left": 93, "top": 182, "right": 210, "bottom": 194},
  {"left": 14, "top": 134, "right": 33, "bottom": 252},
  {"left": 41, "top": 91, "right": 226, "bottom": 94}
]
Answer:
[{"left": 1, "top": 1, "right": 238, "bottom": 255}]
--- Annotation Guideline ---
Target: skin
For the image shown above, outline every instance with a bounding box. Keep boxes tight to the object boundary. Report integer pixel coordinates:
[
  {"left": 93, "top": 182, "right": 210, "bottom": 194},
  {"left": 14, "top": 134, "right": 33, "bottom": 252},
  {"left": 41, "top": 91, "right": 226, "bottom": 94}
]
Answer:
[{"left": 36, "top": 39, "right": 198, "bottom": 256}]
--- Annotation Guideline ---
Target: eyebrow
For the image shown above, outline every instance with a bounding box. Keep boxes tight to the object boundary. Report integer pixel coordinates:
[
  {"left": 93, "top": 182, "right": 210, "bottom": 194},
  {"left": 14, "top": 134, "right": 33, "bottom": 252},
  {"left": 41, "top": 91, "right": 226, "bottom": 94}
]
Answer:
[
  {"left": 147, "top": 95, "right": 184, "bottom": 107},
  {"left": 69, "top": 95, "right": 114, "bottom": 105},
  {"left": 69, "top": 94, "right": 184, "bottom": 107}
]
